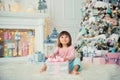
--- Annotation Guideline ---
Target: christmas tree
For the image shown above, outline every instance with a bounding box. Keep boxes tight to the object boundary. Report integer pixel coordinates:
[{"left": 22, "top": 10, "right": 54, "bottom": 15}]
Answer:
[{"left": 75, "top": 0, "right": 120, "bottom": 57}]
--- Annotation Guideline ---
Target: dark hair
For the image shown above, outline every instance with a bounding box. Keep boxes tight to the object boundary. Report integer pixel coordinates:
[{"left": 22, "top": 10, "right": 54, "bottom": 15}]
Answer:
[{"left": 57, "top": 31, "right": 72, "bottom": 48}]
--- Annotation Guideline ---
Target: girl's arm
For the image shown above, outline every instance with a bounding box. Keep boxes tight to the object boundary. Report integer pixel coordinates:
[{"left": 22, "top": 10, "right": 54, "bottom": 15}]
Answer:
[
  {"left": 65, "top": 46, "right": 75, "bottom": 61},
  {"left": 49, "top": 47, "right": 59, "bottom": 58}
]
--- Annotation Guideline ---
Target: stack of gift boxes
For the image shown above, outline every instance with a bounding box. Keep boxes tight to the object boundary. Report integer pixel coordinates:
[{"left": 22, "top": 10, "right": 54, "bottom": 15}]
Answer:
[
  {"left": 83, "top": 52, "right": 120, "bottom": 65},
  {"left": 75, "top": 1, "right": 120, "bottom": 65}
]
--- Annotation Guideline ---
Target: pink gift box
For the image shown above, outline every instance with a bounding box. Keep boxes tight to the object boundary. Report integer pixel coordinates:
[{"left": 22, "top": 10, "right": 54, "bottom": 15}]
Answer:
[
  {"left": 100, "top": 58, "right": 106, "bottom": 64},
  {"left": 22, "top": 42, "right": 29, "bottom": 56},
  {"left": 107, "top": 53, "right": 118, "bottom": 64},
  {"left": 107, "top": 53, "right": 118, "bottom": 58},
  {"left": 92, "top": 57, "right": 106, "bottom": 64},
  {"left": 83, "top": 57, "right": 93, "bottom": 64}
]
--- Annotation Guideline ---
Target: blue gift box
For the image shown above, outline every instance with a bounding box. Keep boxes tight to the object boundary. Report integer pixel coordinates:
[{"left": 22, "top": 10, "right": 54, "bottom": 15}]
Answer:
[
  {"left": 34, "top": 51, "right": 45, "bottom": 62},
  {"left": 28, "top": 51, "right": 45, "bottom": 63}
]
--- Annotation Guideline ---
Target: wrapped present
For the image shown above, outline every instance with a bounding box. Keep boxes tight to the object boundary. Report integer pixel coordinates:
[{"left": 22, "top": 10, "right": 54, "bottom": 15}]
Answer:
[
  {"left": 46, "top": 62, "right": 69, "bottom": 74},
  {"left": 100, "top": 58, "right": 107, "bottom": 64},
  {"left": 83, "top": 57, "right": 93, "bottom": 64},
  {"left": 22, "top": 42, "right": 29, "bottom": 56},
  {"left": 107, "top": 53, "right": 119, "bottom": 64},
  {"left": 4, "top": 32, "right": 12, "bottom": 40},
  {"left": 93, "top": 57, "right": 106, "bottom": 64},
  {"left": 33, "top": 51, "right": 45, "bottom": 62},
  {"left": 28, "top": 51, "right": 45, "bottom": 62}
]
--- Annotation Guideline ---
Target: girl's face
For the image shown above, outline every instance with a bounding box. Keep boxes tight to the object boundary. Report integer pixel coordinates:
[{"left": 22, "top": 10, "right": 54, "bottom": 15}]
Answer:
[{"left": 59, "top": 34, "right": 70, "bottom": 45}]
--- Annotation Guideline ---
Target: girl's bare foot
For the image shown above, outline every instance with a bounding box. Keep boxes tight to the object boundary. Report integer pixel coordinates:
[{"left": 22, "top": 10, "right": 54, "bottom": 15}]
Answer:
[
  {"left": 72, "top": 70, "right": 80, "bottom": 75},
  {"left": 40, "top": 67, "right": 45, "bottom": 73},
  {"left": 40, "top": 64, "right": 47, "bottom": 73},
  {"left": 72, "top": 65, "right": 80, "bottom": 75}
]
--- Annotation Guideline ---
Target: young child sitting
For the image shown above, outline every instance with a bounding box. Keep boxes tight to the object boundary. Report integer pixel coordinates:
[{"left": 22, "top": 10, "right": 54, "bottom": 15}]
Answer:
[{"left": 40, "top": 31, "right": 82, "bottom": 75}]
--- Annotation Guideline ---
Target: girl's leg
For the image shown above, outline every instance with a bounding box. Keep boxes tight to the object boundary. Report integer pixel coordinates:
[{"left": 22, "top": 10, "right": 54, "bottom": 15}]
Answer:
[
  {"left": 69, "top": 58, "right": 81, "bottom": 75},
  {"left": 40, "top": 63, "right": 47, "bottom": 73},
  {"left": 72, "top": 65, "right": 80, "bottom": 75}
]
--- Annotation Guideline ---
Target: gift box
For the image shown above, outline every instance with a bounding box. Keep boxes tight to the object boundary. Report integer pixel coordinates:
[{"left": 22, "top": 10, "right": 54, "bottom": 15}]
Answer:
[
  {"left": 100, "top": 58, "right": 107, "bottom": 64},
  {"left": 34, "top": 52, "right": 45, "bottom": 62},
  {"left": 46, "top": 62, "right": 69, "bottom": 74},
  {"left": 83, "top": 57, "right": 93, "bottom": 64},
  {"left": 4, "top": 32, "right": 12, "bottom": 40},
  {"left": 28, "top": 51, "right": 45, "bottom": 62},
  {"left": 22, "top": 42, "right": 29, "bottom": 56},
  {"left": 107, "top": 53, "right": 119, "bottom": 64},
  {"left": 93, "top": 57, "right": 106, "bottom": 64}
]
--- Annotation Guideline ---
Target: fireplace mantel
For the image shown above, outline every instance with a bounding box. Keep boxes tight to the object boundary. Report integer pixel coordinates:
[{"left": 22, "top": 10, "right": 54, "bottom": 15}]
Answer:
[
  {"left": 0, "top": 11, "right": 49, "bottom": 52},
  {"left": 0, "top": 11, "right": 49, "bottom": 26},
  {"left": 0, "top": 11, "right": 48, "bottom": 18}
]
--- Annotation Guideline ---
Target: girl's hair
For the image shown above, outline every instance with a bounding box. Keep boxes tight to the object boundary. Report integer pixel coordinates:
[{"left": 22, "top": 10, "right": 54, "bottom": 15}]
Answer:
[{"left": 57, "top": 31, "right": 72, "bottom": 48}]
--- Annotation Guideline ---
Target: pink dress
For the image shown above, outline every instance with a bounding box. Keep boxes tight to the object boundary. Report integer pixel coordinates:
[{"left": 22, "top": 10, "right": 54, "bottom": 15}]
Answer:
[{"left": 53, "top": 45, "right": 75, "bottom": 61}]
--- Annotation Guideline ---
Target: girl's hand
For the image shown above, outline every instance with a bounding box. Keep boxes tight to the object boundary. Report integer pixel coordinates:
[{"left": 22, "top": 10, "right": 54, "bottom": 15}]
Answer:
[
  {"left": 49, "top": 54, "right": 55, "bottom": 58},
  {"left": 63, "top": 57, "right": 69, "bottom": 61}
]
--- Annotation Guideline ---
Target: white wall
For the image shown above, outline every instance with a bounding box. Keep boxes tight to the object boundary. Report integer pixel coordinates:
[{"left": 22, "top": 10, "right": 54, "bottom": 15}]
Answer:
[{"left": 47, "top": 0, "right": 83, "bottom": 43}]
